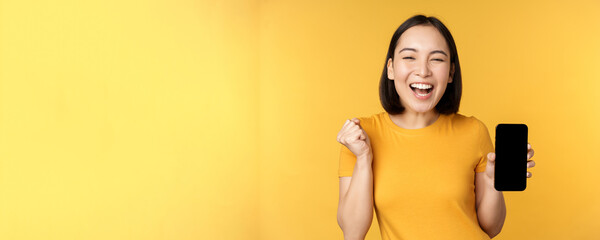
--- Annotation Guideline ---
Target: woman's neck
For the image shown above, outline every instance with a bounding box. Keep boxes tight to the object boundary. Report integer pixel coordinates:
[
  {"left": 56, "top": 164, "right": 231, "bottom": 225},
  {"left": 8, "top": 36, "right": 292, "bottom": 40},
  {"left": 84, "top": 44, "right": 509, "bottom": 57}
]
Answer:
[{"left": 389, "top": 110, "right": 440, "bottom": 129}]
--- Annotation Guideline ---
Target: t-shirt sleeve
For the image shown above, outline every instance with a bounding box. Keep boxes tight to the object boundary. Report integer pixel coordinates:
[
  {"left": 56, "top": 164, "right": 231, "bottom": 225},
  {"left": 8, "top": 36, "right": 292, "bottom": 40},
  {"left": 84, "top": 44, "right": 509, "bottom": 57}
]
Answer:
[
  {"left": 475, "top": 119, "right": 494, "bottom": 173},
  {"left": 338, "top": 144, "right": 357, "bottom": 177}
]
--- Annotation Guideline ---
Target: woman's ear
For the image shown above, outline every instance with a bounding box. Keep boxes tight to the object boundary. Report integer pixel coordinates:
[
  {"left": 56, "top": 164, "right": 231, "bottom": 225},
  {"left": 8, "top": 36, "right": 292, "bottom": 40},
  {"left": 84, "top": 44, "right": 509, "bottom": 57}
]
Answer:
[
  {"left": 387, "top": 58, "right": 394, "bottom": 80},
  {"left": 448, "top": 63, "right": 455, "bottom": 83}
]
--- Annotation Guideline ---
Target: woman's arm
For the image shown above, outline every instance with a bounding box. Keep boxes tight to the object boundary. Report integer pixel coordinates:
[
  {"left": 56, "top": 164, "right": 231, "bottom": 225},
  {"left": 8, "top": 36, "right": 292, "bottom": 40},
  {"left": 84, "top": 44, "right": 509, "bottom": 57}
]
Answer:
[
  {"left": 337, "top": 118, "right": 374, "bottom": 240},
  {"left": 476, "top": 145, "right": 536, "bottom": 238},
  {"left": 337, "top": 153, "right": 374, "bottom": 240},
  {"left": 475, "top": 171, "right": 506, "bottom": 238}
]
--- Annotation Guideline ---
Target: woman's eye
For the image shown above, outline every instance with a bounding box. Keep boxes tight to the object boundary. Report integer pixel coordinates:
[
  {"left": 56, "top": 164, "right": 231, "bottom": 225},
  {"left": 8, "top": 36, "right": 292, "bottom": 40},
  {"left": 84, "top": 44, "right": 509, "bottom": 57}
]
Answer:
[
  {"left": 402, "top": 57, "right": 415, "bottom": 60},
  {"left": 432, "top": 58, "right": 444, "bottom": 62}
]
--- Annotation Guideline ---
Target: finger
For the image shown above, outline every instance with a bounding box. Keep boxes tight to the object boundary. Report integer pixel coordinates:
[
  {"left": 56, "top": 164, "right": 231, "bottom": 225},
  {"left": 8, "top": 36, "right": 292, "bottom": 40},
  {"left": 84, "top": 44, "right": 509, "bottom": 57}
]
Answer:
[
  {"left": 343, "top": 123, "right": 362, "bottom": 138},
  {"left": 338, "top": 119, "right": 363, "bottom": 143},
  {"left": 527, "top": 143, "right": 532, "bottom": 150},
  {"left": 347, "top": 130, "right": 363, "bottom": 143},
  {"left": 527, "top": 160, "right": 536, "bottom": 168},
  {"left": 340, "top": 123, "right": 358, "bottom": 136},
  {"left": 359, "top": 132, "right": 366, "bottom": 141},
  {"left": 340, "top": 119, "right": 354, "bottom": 132},
  {"left": 338, "top": 125, "right": 354, "bottom": 144},
  {"left": 356, "top": 128, "right": 367, "bottom": 141},
  {"left": 351, "top": 118, "right": 360, "bottom": 126},
  {"left": 348, "top": 120, "right": 361, "bottom": 129},
  {"left": 527, "top": 148, "right": 535, "bottom": 159},
  {"left": 337, "top": 132, "right": 346, "bottom": 144},
  {"left": 347, "top": 120, "right": 359, "bottom": 128},
  {"left": 347, "top": 125, "right": 360, "bottom": 134},
  {"left": 337, "top": 120, "right": 352, "bottom": 141},
  {"left": 527, "top": 172, "right": 532, "bottom": 178},
  {"left": 361, "top": 129, "right": 368, "bottom": 140},
  {"left": 339, "top": 126, "right": 358, "bottom": 144},
  {"left": 487, "top": 152, "right": 495, "bottom": 162}
]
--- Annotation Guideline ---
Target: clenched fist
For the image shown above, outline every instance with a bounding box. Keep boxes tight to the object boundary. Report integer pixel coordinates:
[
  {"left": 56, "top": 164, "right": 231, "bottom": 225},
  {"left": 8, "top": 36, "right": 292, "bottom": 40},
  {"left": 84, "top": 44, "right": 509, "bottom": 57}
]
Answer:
[{"left": 337, "top": 118, "right": 372, "bottom": 159}]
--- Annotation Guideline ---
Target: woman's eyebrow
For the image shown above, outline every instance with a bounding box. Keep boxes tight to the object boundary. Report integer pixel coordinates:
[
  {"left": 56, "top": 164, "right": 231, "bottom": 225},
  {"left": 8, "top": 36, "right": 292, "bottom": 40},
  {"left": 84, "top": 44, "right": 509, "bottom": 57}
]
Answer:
[
  {"left": 430, "top": 50, "right": 448, "bottom": 56},
  {"left": 399, "top": 48, "right": 448, "bottom": 57},
  {"left": 399, "top": 48, "right": 417, "bottom": 53}
]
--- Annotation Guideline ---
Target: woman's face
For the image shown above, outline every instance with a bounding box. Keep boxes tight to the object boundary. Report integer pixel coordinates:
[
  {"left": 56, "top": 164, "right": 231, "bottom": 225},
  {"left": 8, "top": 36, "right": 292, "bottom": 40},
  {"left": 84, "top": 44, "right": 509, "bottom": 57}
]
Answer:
[{"left": 387, "top": 24, "right": 454, "bottom": 114}]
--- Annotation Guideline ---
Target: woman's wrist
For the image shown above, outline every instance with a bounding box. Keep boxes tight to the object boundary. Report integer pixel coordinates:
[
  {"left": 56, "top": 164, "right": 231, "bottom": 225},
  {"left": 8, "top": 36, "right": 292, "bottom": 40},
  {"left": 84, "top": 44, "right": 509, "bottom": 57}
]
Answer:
[{"left": 356, "top": 152, "right": 373, "bottom": 165}]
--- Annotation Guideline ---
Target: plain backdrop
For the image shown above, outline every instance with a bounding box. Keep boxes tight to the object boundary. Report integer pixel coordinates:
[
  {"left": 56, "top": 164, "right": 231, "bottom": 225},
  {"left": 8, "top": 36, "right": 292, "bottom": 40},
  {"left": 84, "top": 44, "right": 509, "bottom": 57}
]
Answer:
[{"left": 0, "top": 0, "right": 599, "bottom": 239}]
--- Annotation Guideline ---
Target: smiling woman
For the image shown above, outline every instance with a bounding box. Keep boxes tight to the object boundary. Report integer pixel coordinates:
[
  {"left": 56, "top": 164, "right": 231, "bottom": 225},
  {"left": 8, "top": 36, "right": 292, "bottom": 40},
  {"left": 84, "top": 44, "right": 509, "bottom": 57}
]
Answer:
[
  {"left": 379, "top": 16, "right": 461, "bottom": 119},
  {"left": 386, "top": 25, "right": 454, "bottom": 117},
  {"left": 336, "top": 15, "right": 536, "bottom": 240}
]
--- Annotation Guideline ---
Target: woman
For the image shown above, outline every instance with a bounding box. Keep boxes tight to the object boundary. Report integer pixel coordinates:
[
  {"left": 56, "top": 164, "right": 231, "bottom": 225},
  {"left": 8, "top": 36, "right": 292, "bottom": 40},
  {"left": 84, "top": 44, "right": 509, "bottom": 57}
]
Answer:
[{"left": 336, "top": 15, "right": 536, "bottom": 240}]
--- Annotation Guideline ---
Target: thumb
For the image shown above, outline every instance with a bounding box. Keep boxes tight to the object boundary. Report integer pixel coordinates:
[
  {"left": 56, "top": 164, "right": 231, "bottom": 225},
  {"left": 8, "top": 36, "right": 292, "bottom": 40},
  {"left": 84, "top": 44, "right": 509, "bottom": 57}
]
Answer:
[
  {"left": 358, "top": 131, "right": 367, "bottom": 141},
  {"left": 352, "top": 118, "right": 360, "bottom": 125},
  {"left": 487, "top": 152, "right": 496, "bottom": 163}
]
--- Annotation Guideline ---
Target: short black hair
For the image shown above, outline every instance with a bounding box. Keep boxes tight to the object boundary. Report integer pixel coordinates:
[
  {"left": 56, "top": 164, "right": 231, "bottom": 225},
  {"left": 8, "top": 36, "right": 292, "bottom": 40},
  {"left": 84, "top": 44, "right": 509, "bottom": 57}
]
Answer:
[{"left": 379, "top": 15, "right": 462, "bottom": 115}]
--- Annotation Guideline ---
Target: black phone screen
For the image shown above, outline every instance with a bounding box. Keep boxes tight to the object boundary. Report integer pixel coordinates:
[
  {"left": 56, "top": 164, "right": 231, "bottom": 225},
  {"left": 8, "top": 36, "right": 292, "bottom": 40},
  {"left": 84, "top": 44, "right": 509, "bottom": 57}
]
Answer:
[{"left": 494, "top": 124, "right": 528, "bottom": 191}]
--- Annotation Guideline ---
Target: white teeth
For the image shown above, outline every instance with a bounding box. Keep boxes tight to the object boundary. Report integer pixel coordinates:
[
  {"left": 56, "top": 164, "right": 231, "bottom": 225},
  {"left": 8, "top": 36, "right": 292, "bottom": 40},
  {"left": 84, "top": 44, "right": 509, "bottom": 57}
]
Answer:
[{"left": 410, "top": 83, "right": 433, "bottom": 89}]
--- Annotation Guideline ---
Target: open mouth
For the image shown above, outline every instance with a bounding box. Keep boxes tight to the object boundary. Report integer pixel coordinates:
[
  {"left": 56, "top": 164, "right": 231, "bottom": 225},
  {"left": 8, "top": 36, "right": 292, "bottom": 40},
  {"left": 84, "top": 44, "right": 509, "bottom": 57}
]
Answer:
[{"left": 410, "top": 83, "right": 433, "bottom": 97}]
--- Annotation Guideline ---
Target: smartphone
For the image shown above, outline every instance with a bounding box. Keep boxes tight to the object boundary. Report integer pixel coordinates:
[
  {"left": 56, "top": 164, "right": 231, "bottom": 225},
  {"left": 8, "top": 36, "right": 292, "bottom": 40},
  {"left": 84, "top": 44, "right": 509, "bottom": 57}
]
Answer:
[{"left": 494, "top": 124, "right": 528, "bottom": 191}]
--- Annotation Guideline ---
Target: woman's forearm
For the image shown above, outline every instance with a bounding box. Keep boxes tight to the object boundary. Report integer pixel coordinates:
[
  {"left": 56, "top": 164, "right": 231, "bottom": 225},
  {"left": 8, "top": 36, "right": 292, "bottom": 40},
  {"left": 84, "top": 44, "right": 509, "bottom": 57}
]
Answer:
[
  {"left": 338, "top": 154, "right": 374, "bottom": 240},
  {"left": 477, "top": 177, "right": 506, "bottom": 238}
]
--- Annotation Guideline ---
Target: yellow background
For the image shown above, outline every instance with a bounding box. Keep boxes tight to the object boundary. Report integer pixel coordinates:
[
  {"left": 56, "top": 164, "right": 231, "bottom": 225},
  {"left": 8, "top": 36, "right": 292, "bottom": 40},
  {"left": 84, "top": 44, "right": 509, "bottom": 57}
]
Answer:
[{"left": 0, "top": 0, "right": 598, "bottom": 239}]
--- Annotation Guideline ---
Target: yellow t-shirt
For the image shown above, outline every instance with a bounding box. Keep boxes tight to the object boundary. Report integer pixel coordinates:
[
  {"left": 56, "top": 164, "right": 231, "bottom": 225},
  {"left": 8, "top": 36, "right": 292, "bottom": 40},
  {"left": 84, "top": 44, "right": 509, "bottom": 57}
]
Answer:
[{"left": 339, "top": 112, "right": 494, "bottom": 240}]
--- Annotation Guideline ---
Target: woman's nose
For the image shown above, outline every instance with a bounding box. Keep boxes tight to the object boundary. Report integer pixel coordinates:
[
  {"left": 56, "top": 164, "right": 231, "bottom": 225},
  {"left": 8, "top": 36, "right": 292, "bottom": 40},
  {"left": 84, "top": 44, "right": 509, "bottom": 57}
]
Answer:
[{"left": 415, "top": 59, "right": 431, "bottom": 77}]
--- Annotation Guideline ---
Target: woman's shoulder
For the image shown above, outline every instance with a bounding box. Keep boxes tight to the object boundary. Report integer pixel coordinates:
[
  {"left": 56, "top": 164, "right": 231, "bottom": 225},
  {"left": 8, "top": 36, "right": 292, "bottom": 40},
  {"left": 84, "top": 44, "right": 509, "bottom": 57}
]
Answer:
[
  {"left": 357, "top": 112, "right": 386, "bottom": 122},
  {"left": 351, "top": 112, "right": 387, "bottom": 129},
  {"left": 356, "top": 111, "right": 385, "bottom": 121},
  {"left": 446, "top": 113, "right": 488, "bottom": 130}
]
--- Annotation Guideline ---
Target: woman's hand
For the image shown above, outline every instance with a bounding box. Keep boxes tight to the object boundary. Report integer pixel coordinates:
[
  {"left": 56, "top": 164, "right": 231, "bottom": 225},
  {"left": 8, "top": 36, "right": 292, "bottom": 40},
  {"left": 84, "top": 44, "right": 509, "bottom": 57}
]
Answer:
[
  {"left": 337, "top": 118, "right": 372, "bottom": 159},
  {"left": 485, "top": 143, "right": 536, "bottom": 181}
]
